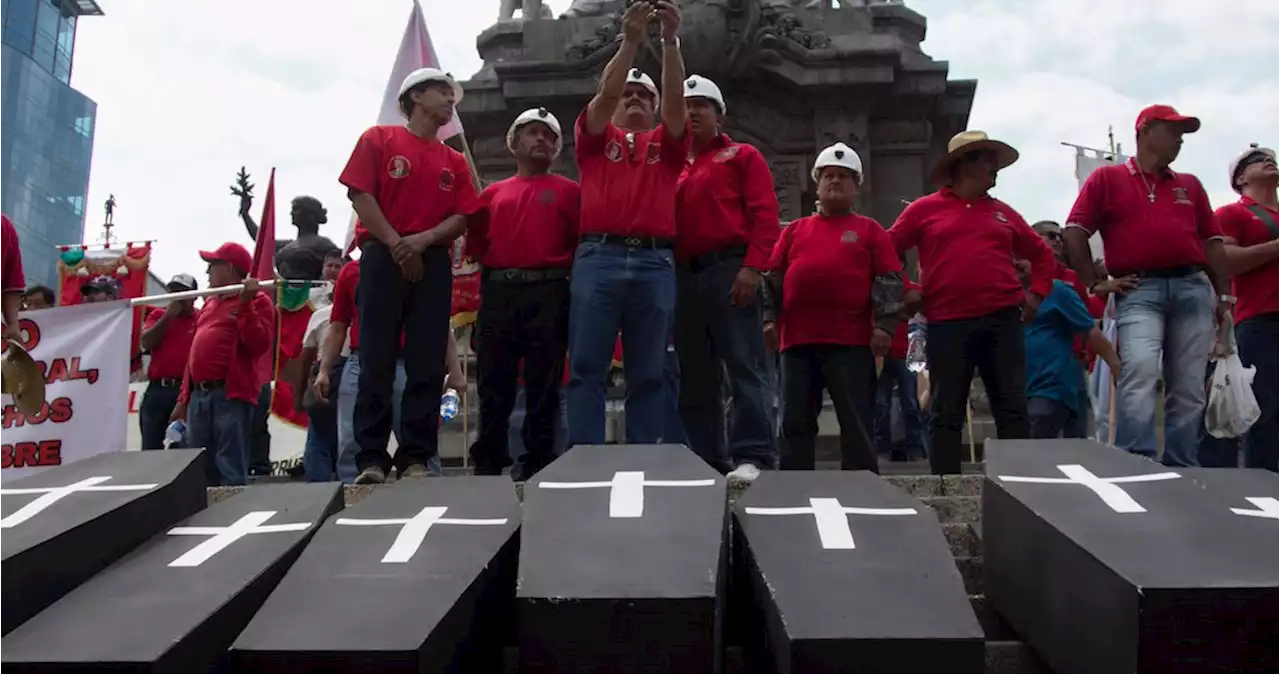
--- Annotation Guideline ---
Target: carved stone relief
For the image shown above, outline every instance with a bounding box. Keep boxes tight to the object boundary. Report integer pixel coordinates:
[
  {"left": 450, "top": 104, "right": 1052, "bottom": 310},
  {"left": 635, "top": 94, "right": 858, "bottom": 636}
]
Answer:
[{"left": 869, "top": 119, "right": 932, "bottom": 147}]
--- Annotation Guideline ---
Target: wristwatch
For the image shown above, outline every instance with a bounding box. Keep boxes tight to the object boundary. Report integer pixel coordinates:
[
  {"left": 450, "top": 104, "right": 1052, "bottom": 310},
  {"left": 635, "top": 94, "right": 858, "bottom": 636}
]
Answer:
[{"left": 1218, "top": 294, "right": 1238, "bottom": 304}]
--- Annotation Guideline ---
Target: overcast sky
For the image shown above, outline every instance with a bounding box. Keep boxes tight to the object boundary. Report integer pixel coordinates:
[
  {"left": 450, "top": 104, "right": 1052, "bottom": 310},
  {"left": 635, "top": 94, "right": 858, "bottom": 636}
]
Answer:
[{"left": 71, "top": 0, "right": 1278, "bottom": 282}]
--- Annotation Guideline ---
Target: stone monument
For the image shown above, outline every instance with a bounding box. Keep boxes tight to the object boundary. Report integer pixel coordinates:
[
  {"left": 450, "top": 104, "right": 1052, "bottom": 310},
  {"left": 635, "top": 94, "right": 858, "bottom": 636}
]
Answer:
[{"left": 457, "top": 0, "right": 975, "bottom": 228}]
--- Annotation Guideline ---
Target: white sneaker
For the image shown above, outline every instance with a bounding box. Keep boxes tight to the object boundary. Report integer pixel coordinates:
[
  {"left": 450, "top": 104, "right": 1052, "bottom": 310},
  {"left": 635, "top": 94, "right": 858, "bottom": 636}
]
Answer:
[{"left": 727, "top": 463, "right": 761, "bottom": 485}]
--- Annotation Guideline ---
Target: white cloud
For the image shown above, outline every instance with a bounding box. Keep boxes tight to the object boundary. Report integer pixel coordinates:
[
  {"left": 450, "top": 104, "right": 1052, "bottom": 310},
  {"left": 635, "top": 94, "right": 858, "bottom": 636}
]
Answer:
[{"left": 70, "top": 0, "right": 1277, "bottom": 282}]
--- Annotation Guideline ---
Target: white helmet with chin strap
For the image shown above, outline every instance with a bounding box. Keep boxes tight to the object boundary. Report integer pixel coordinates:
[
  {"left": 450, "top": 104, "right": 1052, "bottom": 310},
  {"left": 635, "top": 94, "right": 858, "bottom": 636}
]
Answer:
[
  {"left": 506, "top": 107, "right": 563, "bottom": 159},
  {"left": 683, "top": 74, "right": 726, "bottom": 114},
  {"left": 812, "top": 142, "right": 864, "bottom": 186},
  {"left": 626, "top": 68, "right": 660, "bottom": 108}
]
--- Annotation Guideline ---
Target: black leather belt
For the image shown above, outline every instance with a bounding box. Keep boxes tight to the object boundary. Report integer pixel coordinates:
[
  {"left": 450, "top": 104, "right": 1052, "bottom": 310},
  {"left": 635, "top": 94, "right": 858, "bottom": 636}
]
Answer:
[
  {"left": 192, "top": 380, "right": 226, "bottom": 392},
  {"left": 581, "top": 233, "right": 674, "bottom": 250},
  {"left": 1113, "top": 264, "right": 1205, "bottom": 279},
  {"left": 483, "top": 267, "right": 570, "bottom": 283},
  {"left": 151, "top": 378, "right": 182, "bottom": 388},
  {"left": 688, "top": 243, "right": 747, "bottom": 273}
]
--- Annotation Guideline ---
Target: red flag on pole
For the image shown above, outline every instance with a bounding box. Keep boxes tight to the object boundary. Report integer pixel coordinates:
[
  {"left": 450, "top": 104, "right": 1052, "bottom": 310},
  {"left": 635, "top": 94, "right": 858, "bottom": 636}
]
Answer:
[{"left": 251, "top": 168, "right": 277, "bottom": 281}]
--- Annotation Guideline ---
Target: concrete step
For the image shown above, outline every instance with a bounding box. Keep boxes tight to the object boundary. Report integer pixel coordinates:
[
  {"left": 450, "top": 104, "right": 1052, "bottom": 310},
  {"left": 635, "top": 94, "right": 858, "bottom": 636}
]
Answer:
[
  {"left": 921, "top": 495, "right": 981, "bottom": 525},
  {"left": 955, "top": 555, "right": 984, "bottom": 596}
]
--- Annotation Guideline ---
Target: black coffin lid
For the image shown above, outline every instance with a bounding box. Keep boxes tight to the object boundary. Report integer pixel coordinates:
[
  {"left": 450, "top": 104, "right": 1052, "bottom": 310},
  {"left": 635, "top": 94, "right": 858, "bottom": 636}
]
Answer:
[
  {"left": 733, "top": 471, "right": 984, "bottom": 674},
  {"left": 1, "top": 449, "right": 207, "bottom": 634},
  {"left": 2, "top": 482, "right": 342, "bottom": 674},
  {"left": 983, "top": 439, "right": 1278, "bottom": 674},
  {"left": 1186, "top": 467, "right": 1280, "bottom": 525},
  {"left": 518, "top": 444, "right": 728, "bottom": 673},
  {"left": 231, "top": 477, "right": 521, "bottom": 673}
]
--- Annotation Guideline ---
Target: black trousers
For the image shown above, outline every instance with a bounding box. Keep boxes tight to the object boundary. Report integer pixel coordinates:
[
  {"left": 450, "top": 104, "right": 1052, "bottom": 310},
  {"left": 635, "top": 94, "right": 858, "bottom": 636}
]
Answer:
[
  {"left": 139, "top": 381, "right": 181, "bottom": 450},
  {"left": 470, "top": 275, "right": 569, "bottom": 478},
  {"left": 354, "top": 242, "right": 453, "bottom": 473},
  {"left": 925, "top": 305, "right": 1029, "bottom": 475},
  {"left": 780, "top": 344, "right": 878, "bottom": 472}
]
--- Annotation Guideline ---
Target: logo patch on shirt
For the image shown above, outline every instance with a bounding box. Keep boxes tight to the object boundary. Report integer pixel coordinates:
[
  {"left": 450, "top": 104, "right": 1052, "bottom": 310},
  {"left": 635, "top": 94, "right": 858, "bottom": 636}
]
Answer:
[
  {"left": 647, "top": 142, "right": 661, "bottom": 165},
  {"left": 605, "top": 140, "right": 623, "bottom": 163},
  {"left": 1172, "top": 187, "right": 1192, "bottom": 205},
  {"left": 538, "top": 188, "right": 557, "bottom": 204},
  {"left": 714, "top": 146, "right": 740, "bottom": 163},
  {"left": 439, "top": 168, "right": 454, "bottom": 192},
  {"left": 993, "top": 211, "right": 1009, "bottom": 223},
  {"left": 387, "top": 155, "right": 411, "bottom": 179},
  {"left": 840, "top": 230, "right": 858, "bottom": 244}
]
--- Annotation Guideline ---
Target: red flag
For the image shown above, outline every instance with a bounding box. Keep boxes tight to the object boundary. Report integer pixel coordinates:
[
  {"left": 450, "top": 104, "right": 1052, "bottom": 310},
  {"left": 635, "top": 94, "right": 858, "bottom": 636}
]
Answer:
[{"left": 251, "top": 168, "right": 277, "bottom": 281}]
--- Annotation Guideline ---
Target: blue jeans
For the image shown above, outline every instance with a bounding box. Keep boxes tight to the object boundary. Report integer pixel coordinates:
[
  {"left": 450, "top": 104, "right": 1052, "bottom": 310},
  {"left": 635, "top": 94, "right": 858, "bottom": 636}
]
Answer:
[
  {"left": 1113, "top": 273, "right": 1215, "bottom": 467},
  {"left": 508, "top": 387, "right": 569, "bottom": 480},
  {"left": 139, "top": 381, "right": 181, "bottom": 450},
  {"left": 874, "top": 357, "right": 924, "bottom": 458},
  {"left": 186, "top": 388, "right": 254, "bottom": 486},
  {"left": 567, "top": 241, "right": 676, "bottom": 445},
  {"left": 1028, "top": 396, "right": 1084, "bottom": 439},
  {"left": 337, "top": 354, "right": 442, "bottom": 483}
]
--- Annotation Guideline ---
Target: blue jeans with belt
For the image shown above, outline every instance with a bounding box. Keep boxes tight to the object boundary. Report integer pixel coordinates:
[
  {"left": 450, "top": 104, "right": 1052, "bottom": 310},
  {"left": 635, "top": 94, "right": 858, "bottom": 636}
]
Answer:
[
  {"left": 336, "top": 353, "right": 442, "bottom": 483},
  {"left": 186, "top": 388, "right": 254, "bottom": 486}
]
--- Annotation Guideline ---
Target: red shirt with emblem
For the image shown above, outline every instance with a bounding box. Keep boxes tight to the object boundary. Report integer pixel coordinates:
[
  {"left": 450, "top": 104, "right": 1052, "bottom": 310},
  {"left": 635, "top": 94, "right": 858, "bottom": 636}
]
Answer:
[
  {"left": 889, "top": 190, "right": 1055, "bottom": 323},
  {"left": 676, "top": 134, "right": 779, "bottom": 267},
  {"left": 1066, "top": 159, "right": 1219, "bottom": 274},
  {"left": 575, "top": 111, "right": 690, "bottom": 239},
  {"left": 769, "top": 213, "right": 902, "bottom": 350},
  {"left": 889, "top": 279, "right": 921, "bottom": 359},
  {"left": 339, "top": 125, "right": 482, "bottom": 247},
  {"left": 2, "top": 214, "right": 24, "bottom": 295},
  {"left": 180, "top": 291, "right": 275, "bottom": 405},
  {"left": 144, "top": 309, "right": 196, "bottom": 380},
  {"left": 466, "top": 173, "right": 581, "bottom": 269},
  {"left": 1216, "top": 197, "right": 1278, "bottom": 324}
]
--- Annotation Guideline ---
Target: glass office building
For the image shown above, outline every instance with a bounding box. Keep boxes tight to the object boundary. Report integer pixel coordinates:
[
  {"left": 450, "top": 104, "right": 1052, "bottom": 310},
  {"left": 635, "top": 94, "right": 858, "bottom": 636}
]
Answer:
[{"left": 1, "top": 0, "right": 103, "bottom": 289}]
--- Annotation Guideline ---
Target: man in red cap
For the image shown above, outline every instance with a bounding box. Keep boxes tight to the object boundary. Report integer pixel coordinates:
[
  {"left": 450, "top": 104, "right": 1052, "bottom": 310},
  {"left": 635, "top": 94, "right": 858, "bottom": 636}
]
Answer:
[
  {"left": 568, "top": 1, "right": 689, "bottom": 447},
  {"left": 2, "top": 214, "right": 25, "bottom": 344},
  {"left": 1063, "top": 105, "right": 1231, "bottom": 467},
  {"left": 171, "top": 242, "right": 276, "bottom": 486},
  {"left": 1210, "top": 144, "right": 1277, "bottom": 471},
  {"left": 889, "top": 130, "right": 1057, "bottom": 475},
  {"left": 338, "top": 66, "right": 481, "bottom": 484}
]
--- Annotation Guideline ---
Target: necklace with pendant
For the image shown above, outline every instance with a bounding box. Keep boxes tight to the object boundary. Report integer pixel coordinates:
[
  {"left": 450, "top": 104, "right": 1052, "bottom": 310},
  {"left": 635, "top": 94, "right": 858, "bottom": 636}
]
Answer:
[{"left": 1137, "top": 170, "right": 1157, "bottom": 203}]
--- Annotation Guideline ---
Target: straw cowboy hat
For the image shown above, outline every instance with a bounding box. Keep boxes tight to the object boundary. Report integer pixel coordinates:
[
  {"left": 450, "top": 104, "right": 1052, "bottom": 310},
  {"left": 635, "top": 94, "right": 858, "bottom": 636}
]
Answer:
[
  {"left": 931, "top": 130, "right": 1019, "bottom": 186},
  {"left": 2, "top": 340, "right": 46, "bottom": 416}
]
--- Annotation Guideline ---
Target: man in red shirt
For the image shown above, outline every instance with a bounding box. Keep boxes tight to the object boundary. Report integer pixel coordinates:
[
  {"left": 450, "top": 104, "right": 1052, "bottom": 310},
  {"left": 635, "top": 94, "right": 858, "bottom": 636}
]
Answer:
[
  {"left": 338, "top": 67, "right": 481, "bottom": 484},
  {"left": 138, "top": 273, "right": 198, "bottom": 449},
  {"left": 568, "top": 1, "right": 689, "bottom": 446},
  {"left": 172, "top": 243, "right": 275, "bottom": 486},
  {"left": 465, "top": 107, "right": 580, "bottom": 479},
  {"left": 889, "top": 131, "right": 1056, "bottom": 475},
  {"left": 2, "top": 215, "right": 25, "bottom": 344},
  {"left": 1063, "top": 105, "right": 1231, "bottom": 467},
  {"left": 1214, "top": 144, "right": 1278, "bottom": 471},
  {"left": 765, "top": 143, "right": 904, "bottom": 472},
  {"left": 674, "top": 74, "right": 779, "bottom": 482}
]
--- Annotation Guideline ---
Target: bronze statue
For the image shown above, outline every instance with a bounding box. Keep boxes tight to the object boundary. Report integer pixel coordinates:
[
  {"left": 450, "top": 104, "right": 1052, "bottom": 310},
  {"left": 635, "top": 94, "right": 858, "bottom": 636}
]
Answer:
[{"left": 231, "top": 167, "right": 340, "bottom": 281}]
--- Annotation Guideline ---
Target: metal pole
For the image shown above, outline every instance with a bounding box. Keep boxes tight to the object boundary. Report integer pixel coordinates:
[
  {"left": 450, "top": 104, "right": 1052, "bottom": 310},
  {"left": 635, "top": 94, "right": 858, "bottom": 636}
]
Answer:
[{"left": 129, "top": 279, "right": 302, "bottom": 306}]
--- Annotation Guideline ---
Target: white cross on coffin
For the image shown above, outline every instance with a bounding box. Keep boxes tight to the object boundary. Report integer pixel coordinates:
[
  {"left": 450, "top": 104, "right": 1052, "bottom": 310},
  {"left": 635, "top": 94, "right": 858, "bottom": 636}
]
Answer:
[
  {"left": 537, "top": 470, "right": 716, "bottom": 518},
  {"left": 745, "top": 497, "right": 918, "bottom": 550},
  {"left": 995, "top": 463, "right": 1181, "bottom": 514},
  {"left": 166, "top": 511, "right": 312, "bottom": 567},
  {"left": 1, "top": 476, "right": 159, "bottom": 529},
  {"left": 1230, "top": 497, "right": 1279, "bottom": 520},
  {"left": 335, "top": 506, "right": 509, "bottom": 564}
]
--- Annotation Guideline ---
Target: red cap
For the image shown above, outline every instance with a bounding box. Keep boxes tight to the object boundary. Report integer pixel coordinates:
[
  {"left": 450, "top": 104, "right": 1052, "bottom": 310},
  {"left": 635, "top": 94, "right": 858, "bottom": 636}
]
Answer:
[
  {"left": 199, "top": 242, "right": 253, "bottom": 275},
  {"left": 1135, "top": 105, "right": 1201, "bottom": 134}
]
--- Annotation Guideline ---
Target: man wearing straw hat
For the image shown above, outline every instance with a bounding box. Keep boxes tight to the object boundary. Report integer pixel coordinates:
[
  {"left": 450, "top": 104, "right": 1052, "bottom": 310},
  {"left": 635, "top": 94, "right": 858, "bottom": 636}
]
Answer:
[
  {"left": 1063, "top": 105, "right": 1230, "bottom": 468},
  {"left": 889, "top": 131, "right": 1057, "bottom": 475}
]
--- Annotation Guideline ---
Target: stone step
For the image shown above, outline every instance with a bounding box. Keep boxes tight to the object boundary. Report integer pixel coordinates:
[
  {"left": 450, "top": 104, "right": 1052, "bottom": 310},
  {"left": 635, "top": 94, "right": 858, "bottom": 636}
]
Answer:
[
  {"left": 943, "top": 522, "right": 980, "bottom": 558},
  {"left": 955, "top": 555, "right": 984, "bottom": 596},
  {"left": 921, "top": 495, "right": 981, "bottom": 525}
]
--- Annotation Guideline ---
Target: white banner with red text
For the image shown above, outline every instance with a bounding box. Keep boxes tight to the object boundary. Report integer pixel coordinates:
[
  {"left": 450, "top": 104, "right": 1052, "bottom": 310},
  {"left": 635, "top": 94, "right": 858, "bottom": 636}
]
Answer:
[{"left": 2, "top": 302, "right": 132, "bottom": 482}]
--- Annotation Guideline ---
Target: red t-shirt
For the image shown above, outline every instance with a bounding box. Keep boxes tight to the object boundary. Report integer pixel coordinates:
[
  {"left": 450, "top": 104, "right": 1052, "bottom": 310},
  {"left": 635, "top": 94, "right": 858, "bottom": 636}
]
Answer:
[
  {"left": 2, "top": 214, "right": 25, "bottom": 294},
  {"left": 769, "top": 213, "right": 902, "bottom": 350},
  {"left": 888, "top": 190, "right": 1055, "bottom": 322},
  {"left": 1065, "top": 159, "right": 1220, "bottom": 274},
  {"left": 466, "top": 173, "right": 581, "bottom": 269},
  {"left": 339, "top": 125, "right": 482, "bottom": 247},
  {"left": 676, "top": 134, "right": 779, "bottom": 267},
  {"left": 889, "top": 280, "right": 920, "bottom": 359},
  {"left": 144, "top": 309, "right": 196, "bottom": 380},
  {"left": 1216, "top": 197, "right": 1278, "bottom": 324},
  {"left": 180, "top": 292, "right": 275, "bottom": 405},
  {"left": 574, "top": 111, "right": 690, "bottom": 239},
  {"left": 331, "top": 260, "right": 407, "bottom": 353}
]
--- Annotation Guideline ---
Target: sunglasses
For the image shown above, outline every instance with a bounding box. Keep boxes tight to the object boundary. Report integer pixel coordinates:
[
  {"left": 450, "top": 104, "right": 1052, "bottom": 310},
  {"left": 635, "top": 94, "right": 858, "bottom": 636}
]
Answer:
[{"left": 1040, "top": 230, "right": 1062, "bottom": 241}]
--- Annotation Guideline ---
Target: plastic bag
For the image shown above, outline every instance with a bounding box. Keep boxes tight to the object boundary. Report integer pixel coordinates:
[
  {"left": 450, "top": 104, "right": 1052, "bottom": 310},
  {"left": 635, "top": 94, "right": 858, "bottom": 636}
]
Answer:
[{"left": 1204, "top": 352, "right": 1261, "bottom": 439}]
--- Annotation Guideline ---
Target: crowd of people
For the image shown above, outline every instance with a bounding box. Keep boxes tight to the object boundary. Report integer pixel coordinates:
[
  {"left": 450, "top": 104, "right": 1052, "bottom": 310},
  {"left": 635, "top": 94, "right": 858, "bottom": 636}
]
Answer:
[{"left": 2, "top": 0, "right": 1274, "bottom": 487}]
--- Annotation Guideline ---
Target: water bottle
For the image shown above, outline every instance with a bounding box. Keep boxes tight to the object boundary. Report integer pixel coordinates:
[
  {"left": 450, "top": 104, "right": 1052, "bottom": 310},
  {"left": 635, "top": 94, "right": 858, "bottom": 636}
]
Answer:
[
  {"left": 165, "top": 420, "right": 187, "bottom": 447},
  {"left": 905, "top": 328, "right": 927, "bottom": 373},
  {"left": 440, "top": 388, "right": 460, "bottom": 423}
]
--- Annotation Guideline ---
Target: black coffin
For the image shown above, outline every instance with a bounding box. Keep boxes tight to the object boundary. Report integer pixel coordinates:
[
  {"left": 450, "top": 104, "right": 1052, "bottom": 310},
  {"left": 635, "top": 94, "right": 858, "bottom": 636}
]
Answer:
[
  {"left": 732, "top": 471, "right": 984, "bottom": 674},
  {"left": 983, "top": 439, "right": 1278, "bottom": 674},
  {"left": 518, "top": 444, "right": 728, "bottom": 673},
  {"left": 2, "top": 482, "right": 342, "bottom": 674},
  {"left": 231, "top": 477, "right": 521, "bottom": 673},
  {"left": 1186, "top": 467, "right": 1280, "bottom": 523},
  {"left": 1, "top": 448, "right": 207, "bottom": 635}
]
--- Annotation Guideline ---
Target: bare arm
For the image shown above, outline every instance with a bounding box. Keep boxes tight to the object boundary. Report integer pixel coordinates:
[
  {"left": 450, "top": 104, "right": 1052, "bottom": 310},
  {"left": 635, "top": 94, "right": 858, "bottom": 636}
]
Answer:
[
  {"left": 657, "top": 1, "right": 687, "bottom": 136},
  {"left": 1086, "top": 326, "right": 1120, "bottom": 375},
  {"left": 317, "top": 321, "right": 347, "bottom": 376},
  {"left": 2, "top": 292, "right": 21, "bottom": 333},
  {"left": 351, "top": 191, "right": 402, "bottom": 248},
  {"left": 139, "top": 311, "right": 177, "bottom": 351},
  {"left": 1222, "top": 238, "right": 1279, "bottom": 276},
  {"left": 1203, "top": 238, "right": 1231, "bottom": 296},
  {"left": 585, "top": 3, "right": 649, "bottom": 135},
  {"left": 1063, "top": 228, "right": 1098, "bottom": 288},
  {"left": 407, "top": 214, "right": 468, "bottom": 251}
]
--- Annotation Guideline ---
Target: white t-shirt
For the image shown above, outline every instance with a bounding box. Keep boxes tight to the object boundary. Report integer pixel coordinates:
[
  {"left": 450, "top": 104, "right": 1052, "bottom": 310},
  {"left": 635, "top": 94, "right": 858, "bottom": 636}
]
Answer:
[{"left": 303, "top": 304, "right": 350, "bottom": 357}]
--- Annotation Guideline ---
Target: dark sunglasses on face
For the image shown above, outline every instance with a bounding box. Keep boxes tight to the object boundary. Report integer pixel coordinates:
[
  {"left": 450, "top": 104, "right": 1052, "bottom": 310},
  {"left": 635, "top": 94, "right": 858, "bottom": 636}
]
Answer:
[{"left": 1042, "top": 230, "right": 1062, "bottom": 241}]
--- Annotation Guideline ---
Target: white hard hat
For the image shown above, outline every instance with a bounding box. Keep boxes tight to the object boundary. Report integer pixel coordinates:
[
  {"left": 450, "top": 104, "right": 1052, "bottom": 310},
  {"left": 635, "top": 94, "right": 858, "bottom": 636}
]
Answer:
[
  {"left": 626, "top": 68, "right": 660, "bottom": 107},
  {"left": 1228, "top": 143, "right": 1276, "bottom": 193},
  {"left": 506, "top": 107, "right": 563, "bottom": 159},
  {"left": 683, "top": 74, "right": 726, "bottom": 114},
  {"left": 398, "top": 67, "right": 463, "bottom": 108},
  {"left": 812, "top": 142, "right": 864, "bottom": 185}
]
